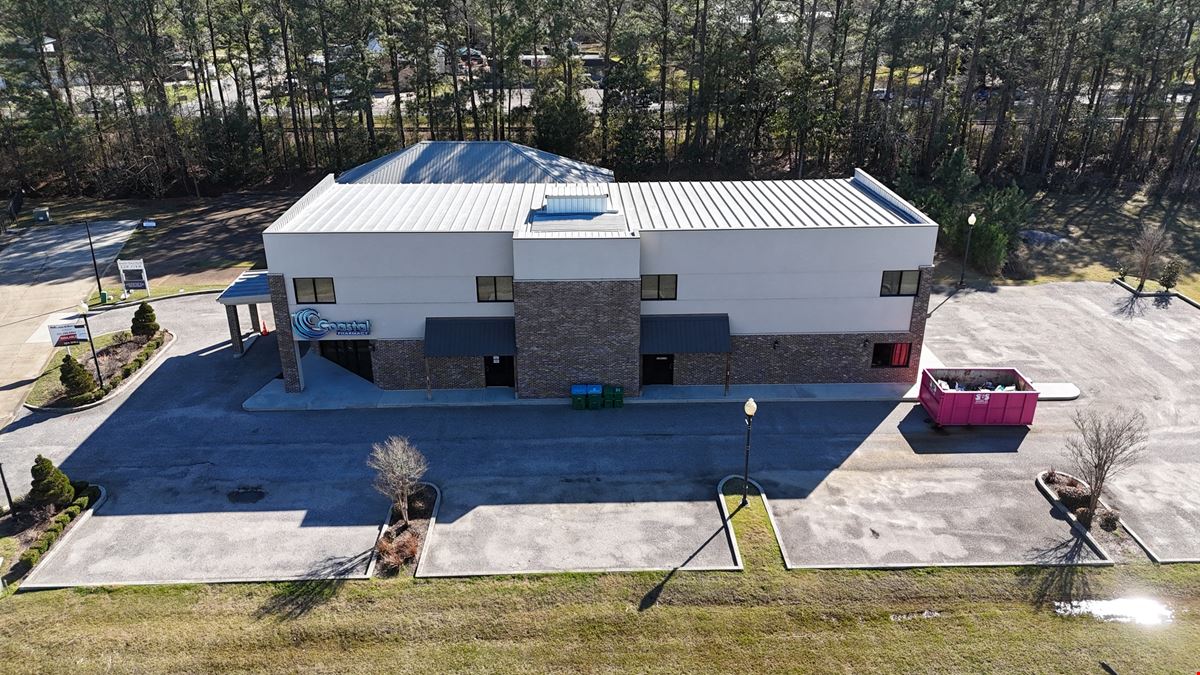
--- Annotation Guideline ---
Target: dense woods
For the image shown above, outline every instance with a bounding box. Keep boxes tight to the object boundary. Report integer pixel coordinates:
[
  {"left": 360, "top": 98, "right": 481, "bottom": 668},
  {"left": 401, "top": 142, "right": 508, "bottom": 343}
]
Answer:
[{"left": 0, "top": 0, "right": 1198, "bottom": 197}]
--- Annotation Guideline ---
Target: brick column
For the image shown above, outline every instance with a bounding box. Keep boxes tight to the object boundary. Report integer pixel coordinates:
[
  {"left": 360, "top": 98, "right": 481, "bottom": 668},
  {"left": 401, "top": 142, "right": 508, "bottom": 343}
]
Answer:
[
  {"left": 513, "top": 279, "right": 640, "bottom": 398},
  {"left": 225, "top": 305, "right": 244, "bottom": 355},
  {"left": 268, "top": 274, "right": 304, "bottom": 393}
]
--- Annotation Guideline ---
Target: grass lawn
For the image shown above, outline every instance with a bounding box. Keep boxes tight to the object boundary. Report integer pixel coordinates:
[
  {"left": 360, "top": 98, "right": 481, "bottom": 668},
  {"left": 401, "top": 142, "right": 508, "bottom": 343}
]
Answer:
[
  {"left": 24, "top": 332, "right": 124, "bottom": 408},
  {"left": 932, "top": 189, "right": 1200, "bottom": 299},
  {"left": 0, "top": 483, "right": 1196, "bottom": 671}
]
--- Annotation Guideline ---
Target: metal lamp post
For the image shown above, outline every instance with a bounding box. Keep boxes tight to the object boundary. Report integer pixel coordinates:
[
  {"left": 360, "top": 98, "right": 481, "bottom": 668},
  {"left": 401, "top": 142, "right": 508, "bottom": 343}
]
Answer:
[
  {"left": 78, "top": 302, "right": 104, "bottom": 388},
  {"left": 958, "top": 212, "right": 978, "bottom": 288},
  {"left": 84, "top": 220, "right": 104, "bottom": 303},
  {"left": 741, "top": 397, "right": 757, "bottom": 506}
]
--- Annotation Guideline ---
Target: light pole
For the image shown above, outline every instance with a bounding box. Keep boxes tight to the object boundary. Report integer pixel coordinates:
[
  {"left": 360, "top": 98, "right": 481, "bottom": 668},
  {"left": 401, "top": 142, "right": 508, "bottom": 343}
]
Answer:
[
  {"left": 84, "top": 220, "right": 103, "bottom": 303},
  {"left": 78, "top": 302, "right": 104, "bottom": 388},
  {"left": 958, "top": 212, "right": 978, "bottom": 289},
  {"left": 741, "top": 397, "right": 757, "bottom": 507}
]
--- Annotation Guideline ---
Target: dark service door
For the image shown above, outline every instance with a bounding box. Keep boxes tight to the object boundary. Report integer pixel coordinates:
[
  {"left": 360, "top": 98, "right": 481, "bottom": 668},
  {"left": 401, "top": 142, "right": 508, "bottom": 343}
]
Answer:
[
  {"left": 641, "top": 354, "right": 674, "bottom": 385},
  {"left": 484, "top": 355, "right": 515, "bottom": 387},
  {"left": 319, "top": 340, "right": 374, "bottom": 382}
]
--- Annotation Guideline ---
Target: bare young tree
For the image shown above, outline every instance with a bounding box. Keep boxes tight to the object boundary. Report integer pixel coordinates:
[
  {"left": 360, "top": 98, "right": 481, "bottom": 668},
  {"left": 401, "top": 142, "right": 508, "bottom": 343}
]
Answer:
[
  {"left": 1132, "top": 223, "right": 1174, "bottom": 292},
  {"left": 368, "top": 436, "right": 428, "bottom": 525},
  {"left": 1066, "top": 407, "right": 1149, "bottom": 524}
]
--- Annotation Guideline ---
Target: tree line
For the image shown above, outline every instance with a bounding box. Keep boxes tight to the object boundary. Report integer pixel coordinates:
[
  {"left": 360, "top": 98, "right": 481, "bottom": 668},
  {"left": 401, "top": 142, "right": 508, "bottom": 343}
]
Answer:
[{"left": 0, "top": 0, "right": 1197, "bottom": 198}]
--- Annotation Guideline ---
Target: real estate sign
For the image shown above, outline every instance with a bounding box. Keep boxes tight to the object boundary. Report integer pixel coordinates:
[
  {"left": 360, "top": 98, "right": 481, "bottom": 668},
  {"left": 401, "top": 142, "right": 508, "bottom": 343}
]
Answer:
[
  {"left": 48, "top": 323, "right": 89, "bottom": 347},
  {"left": 117, "top": 258, "right": 150, "bottom": 293}
]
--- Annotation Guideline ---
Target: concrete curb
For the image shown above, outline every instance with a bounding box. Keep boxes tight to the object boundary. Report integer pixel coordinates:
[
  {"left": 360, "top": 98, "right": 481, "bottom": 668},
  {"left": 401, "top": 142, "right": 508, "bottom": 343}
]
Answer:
[
  {"left": 19, "top": 485, "right": 109, "bottom": 591},
  {"left": 23, "top": 330, "right": 177, "bottom": 414},
  {"left": 1112, "top": 277, "right": 1200, "bottom": 310},
  {"left": 1034, "top": 471, "right": 1114, "bottom": 564},
  {"left": 91, "top": 288, "right": 222, "bottom": 311},
  {"left": 717, "top": 475, "right": 789, "bottom": 570},
  {"left": 411, "top": 482, "right": 443, "bottom": 578},
  {"left": 413, "top": 483, "right": 743, "bottom": 578}
]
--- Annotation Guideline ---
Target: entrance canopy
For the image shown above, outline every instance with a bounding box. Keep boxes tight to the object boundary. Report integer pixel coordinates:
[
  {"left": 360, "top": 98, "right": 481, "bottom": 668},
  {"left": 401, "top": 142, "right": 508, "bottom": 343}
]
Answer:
[
  {"left": 641, "top": 314, "right": 731, "bottom": 354},
  {"left": 216, "top": 270, "right": 272, "bottom": 357},
  {"left": 425, "top": 317, "right": 516, "bottom": 357}
]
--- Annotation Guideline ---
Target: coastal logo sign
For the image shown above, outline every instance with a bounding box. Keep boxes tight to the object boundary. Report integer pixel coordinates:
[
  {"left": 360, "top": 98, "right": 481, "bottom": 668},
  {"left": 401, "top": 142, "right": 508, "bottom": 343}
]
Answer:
[{"left": 291, "top": 307, "right": 371, "bottom": 339}]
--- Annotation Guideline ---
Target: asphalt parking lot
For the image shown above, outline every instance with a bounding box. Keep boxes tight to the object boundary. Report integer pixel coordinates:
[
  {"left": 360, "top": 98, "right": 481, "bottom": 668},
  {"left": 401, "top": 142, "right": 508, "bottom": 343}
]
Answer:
[
  {"left": 1, "top": 281, "right": 1197, "bottom": 583},
  {"left": 418, "top": 476, "right": 738, "bottom": 577}
]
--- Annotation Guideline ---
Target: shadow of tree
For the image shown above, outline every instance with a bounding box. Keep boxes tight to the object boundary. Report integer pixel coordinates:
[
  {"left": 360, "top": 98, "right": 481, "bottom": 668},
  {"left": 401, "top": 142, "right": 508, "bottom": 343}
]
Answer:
[
  {"left": 1016, "top": 536, "right": 1098, "bottom": 608},
  {"left": 254, "top": 550, "right": 371, "bottom": 621},
  {"left": 639, "top": 504, "right": 742, "bottom": 612},
  {"left": 1112, "top": 295, "right": 1146, "bottom": 319}
]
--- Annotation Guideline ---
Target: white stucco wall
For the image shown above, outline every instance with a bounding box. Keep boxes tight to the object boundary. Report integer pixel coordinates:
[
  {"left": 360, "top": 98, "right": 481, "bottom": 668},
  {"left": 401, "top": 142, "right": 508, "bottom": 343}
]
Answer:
[
  {"left": 264, "top": 231, "right": 514, "bottom": 339},
  {"left": 513, "top": 237, "right": 641, "bottom": 281},
  {"left": 638, "top": 226, "right": 938, "bottom": 334}
]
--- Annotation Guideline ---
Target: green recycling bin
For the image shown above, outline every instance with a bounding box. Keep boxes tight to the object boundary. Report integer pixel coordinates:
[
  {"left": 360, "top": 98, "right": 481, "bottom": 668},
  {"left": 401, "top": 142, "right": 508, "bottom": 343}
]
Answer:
[
  {"left": 612, "top": 385, "right": 624, "bottom": 408},
  {"left": 99, "top": 291, "right": 109, "bottom": 304},
  {"left": 602, "top": 385, "right": 616, "bottom": 408},
  {"left": 586, "top": 384, "right": 603, "bottom": 410},
  {"left": 570, "top": 384, "right": 587, "bottom": 410}
]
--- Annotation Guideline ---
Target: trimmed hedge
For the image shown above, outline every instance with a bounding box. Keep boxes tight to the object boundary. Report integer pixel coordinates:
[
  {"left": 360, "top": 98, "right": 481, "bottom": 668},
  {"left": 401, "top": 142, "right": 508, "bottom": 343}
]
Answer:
[{"left": 17, "top": 484, "right": 101, "bottom": 569}]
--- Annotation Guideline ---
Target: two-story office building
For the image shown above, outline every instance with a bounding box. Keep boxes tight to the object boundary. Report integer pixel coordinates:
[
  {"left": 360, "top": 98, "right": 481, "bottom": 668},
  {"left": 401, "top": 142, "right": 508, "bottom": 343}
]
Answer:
[{"left": 256, "top": 143, "right": 937, "bottom": 399}]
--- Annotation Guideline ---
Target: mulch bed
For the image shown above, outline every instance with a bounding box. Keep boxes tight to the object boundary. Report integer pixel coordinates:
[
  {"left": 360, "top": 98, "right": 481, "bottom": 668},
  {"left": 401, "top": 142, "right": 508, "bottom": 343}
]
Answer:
[
  {"left": 374, "top": 484, "right": 436, "bottom": 577},
  {"left": 41, "top": 332, "right": 165, "bottom": 408}
]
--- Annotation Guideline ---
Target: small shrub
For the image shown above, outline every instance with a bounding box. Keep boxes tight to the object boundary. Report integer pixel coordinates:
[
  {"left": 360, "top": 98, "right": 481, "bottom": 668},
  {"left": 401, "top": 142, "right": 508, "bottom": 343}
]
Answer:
[
  {"left": 1056, "top": 485, "right": 1092, "bottom": 510},
  {"left": 375, "top": 530, "right": 421, "bottom": 572},
  {"left": 121, "top": 363, "right": 136, "bottom": 378},
  {"left": 45, "top": 521, "right": 64, "bottom": 537},
  {"left": 64, "top": 504, "right": 81, "bottom": 518},
  {"left": 1098, "top": 508, "right": 1121, "bottom": 532},
  {"left": 71, "top": 495, "right": 89, "bottom": 510},
  {"left": 59, "top": 353, "right": 97, "bottom": 398},
  {"left": 53, "top": 512, "right": 71, "bottom": 526},
  {"left": 1159, "top": 258, "right": 1184, "bottom": 290},
  {"left": 19, "top": 548, "right": 41, "bottom": 567},
  {"left": 131, "top": 302, "right": 159, "bottom": 338},
  {"left": 1072, "top": 506, "right": 1092, "bottom": 524},
  {"left": 1044, "top": 469, "right": 1060, "bottom": 485},
  {"left": 111, "top": 330, "right": 133, "bottom": 344},
  {"left": 29, "top": 455, "right": 74, "bottom": 507}
]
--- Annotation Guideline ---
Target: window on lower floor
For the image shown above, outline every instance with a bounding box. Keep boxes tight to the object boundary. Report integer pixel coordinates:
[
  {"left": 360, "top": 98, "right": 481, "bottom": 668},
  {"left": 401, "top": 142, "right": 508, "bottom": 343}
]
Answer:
[
  {"left": 641, "top": 274, "right": 678, "bottom": 300},
  {"left": 294, "top": 277, "right": 336, "bottom": 303},
  {"left": 476, "top": 275, "right": 514, "bottom": 302},
  {"left": 880, "top": 269, "right": 921, "bottom": 297},
  {"left": 871, "top": 342, "right": 912, "bottom": 368}
]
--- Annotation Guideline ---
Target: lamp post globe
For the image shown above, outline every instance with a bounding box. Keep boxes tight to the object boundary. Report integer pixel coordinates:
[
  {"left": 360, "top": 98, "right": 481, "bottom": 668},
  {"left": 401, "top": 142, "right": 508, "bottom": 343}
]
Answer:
[{"left": 741, "top": 398, "right": 757, "bottom": 506}]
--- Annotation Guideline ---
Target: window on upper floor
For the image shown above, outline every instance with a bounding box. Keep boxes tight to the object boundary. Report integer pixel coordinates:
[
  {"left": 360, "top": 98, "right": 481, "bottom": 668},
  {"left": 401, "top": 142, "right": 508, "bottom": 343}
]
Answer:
[
  {"left": 880, "top": 269, "right": 921, "bottom": 297},
  {"left": 293, "top": 277, "right": 336, "bottom": 304},
  {"left": 641, "top": 274, "right": 678, "bottom": 300},
  {"left": 477, "top": 276, "right": 514, "bottom": 302}
]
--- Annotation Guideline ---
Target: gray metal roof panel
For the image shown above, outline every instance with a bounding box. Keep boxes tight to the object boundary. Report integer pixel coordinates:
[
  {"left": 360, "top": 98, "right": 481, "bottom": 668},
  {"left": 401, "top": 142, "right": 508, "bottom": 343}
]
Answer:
[
  {"left": 216, "top": 270, "right": 271, "bottom": 305},
  {"left": 641, "top": 314, "right": 731, "bottom": 354},
  {"left": 337, "top": 141, "right": 614, "bottom": 184},
  {"left": 424, "top": 317, "right": 517, "bottom": 357}
]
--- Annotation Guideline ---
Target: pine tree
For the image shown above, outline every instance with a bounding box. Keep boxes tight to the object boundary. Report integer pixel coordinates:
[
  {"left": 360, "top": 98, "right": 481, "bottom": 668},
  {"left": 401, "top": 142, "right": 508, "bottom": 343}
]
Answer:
[
  {"left": 29, "top": 455, "right": 75, "bottom": 508},
  {"left": 59, "top": 352, "right": 97, "bottom": 397},
  {"left": 131, "top": 302, "right": 160, "bottom": 339}
]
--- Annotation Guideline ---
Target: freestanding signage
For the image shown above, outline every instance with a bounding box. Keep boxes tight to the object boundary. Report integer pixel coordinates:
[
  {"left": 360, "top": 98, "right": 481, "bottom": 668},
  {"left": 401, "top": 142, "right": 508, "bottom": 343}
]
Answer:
[
  {"left": 117, "top": 258, "right": 150, "bottom": 294},
  {"left": 48, "top": 323, "right": 89, "bottom": 347}
]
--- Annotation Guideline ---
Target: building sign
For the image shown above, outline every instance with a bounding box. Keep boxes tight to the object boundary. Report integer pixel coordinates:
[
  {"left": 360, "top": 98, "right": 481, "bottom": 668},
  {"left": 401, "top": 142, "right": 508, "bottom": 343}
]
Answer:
[
  {"left": 117, "top": 258, "right": 150, "bottom": 293},
  {"left": 291, "top": 307, "right": 371, "bottom": 339},
  {"left": 48, "top": 323, "right": 89, "bottom": 347}
]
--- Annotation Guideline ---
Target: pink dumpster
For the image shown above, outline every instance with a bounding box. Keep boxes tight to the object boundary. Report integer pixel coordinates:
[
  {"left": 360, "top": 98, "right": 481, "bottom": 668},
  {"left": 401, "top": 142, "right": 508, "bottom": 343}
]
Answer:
[{"left": 918, "top": 368, "right": 1039, "bottom": 427}]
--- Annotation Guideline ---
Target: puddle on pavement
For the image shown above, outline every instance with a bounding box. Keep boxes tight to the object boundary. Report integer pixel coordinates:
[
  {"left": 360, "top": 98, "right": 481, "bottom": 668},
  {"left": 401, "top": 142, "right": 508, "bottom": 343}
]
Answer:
[
  {"left": 227, "top": 486, "right": 267, "bottom": 504},
  {"left": 1055, "top": 598, "right": 1173, "bottom": 625}
]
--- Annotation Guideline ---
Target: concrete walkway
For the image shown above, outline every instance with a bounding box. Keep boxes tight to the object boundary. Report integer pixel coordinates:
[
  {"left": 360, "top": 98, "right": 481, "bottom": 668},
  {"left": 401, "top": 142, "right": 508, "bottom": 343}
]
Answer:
[
  {"left": 0, "top": 221, "right": 135, "bottom": 430},
  {"left": 245, "top": 345, "right": 1077, "bottom": 411}
]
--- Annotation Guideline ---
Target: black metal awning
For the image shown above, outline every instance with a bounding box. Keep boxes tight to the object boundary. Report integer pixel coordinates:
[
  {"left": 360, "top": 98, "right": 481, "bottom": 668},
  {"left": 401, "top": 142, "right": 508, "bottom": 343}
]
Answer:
[
  {"left": 640, "top": 314, "right": 731, "bottom": 354},
  {"left": 424, "top": 317, "right": 516, "bottom": 357}
]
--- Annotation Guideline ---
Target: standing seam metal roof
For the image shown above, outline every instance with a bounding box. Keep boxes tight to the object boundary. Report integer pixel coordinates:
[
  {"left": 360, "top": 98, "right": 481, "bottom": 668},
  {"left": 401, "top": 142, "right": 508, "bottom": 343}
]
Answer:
[
  {"left": 335, "top": 141, "right": 614, "bottom": 184},
  {"left": 264, "top": 172, "right": 931, "bottom": 234}
]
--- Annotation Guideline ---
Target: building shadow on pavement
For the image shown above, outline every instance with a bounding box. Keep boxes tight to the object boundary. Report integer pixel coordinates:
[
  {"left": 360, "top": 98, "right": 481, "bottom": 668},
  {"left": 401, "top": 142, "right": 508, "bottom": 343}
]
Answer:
[{"left": 254, "top": 550, "right": 372, "bottom": 621}]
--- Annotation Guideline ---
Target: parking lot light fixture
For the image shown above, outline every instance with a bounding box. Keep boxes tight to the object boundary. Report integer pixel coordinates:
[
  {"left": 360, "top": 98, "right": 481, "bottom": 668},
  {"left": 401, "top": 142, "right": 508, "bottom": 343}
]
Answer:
[
  {"left": 741, "top": 398, "right": 757, "bottom": 506},
  {"left": 78, "top": 302, "right": 104, "bottom": 388},
  {"left": 959, "top": 212, "right": 978, "bottom": 289}
]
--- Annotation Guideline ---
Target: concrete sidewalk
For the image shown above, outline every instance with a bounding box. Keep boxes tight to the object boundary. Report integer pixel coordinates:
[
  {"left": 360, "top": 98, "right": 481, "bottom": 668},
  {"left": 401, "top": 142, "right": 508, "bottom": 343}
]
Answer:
[{"left": 0, "top": 221, "right": 135, "bottom": 430}]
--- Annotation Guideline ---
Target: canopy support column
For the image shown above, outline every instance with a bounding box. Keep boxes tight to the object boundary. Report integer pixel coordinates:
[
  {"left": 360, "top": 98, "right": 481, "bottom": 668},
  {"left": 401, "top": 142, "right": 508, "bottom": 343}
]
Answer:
[
  {"left": 248, "top": 304, "right": 262, "bottom": 333},
  {"left": 226, "top": 305, "right": 244, "bottom": 355}
]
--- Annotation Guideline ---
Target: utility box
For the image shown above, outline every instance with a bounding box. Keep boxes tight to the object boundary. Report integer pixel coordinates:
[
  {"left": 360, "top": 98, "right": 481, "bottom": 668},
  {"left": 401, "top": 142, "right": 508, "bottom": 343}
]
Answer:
[
  {"left": 919, "top": 368, "right": 1039, "bottom": 427},
  {"left": 33, "top": 207, "right": 50, "bottom": 222}
]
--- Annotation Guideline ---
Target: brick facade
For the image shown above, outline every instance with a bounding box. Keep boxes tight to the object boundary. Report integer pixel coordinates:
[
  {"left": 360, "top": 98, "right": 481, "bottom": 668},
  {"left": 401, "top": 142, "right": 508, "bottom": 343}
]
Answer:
[
  {"left": 514, "top": 279, "right": 641, "bottom": 398},
  {"left": 660, "top": 265, "right": 934, "bottom": 386},
  {"left": 267, "top": 274, "right": 304, "bottom": 392},
  {"left": 370, "top": 339, "right": 485, "bottom": 390}
]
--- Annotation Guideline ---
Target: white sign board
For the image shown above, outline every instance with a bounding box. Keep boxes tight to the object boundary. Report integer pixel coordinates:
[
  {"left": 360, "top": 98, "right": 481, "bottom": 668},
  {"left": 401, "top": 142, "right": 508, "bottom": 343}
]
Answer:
[
  {"left": 48, "top": 323, "right": 89, "bottom": 347},
  {"left": 117, "top": 258, "right": 150, "bottom": 294}
]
